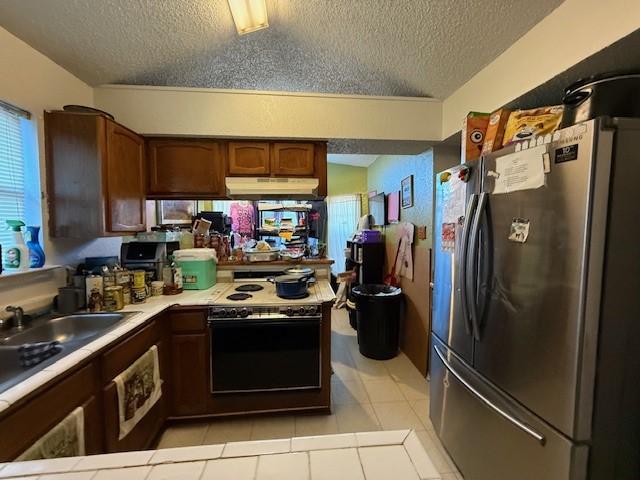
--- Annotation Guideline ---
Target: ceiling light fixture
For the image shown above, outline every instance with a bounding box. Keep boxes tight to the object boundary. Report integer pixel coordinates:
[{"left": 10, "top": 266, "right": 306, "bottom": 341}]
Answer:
[{"left": 227, "top": 0, "right": 269, "bottom": 35}]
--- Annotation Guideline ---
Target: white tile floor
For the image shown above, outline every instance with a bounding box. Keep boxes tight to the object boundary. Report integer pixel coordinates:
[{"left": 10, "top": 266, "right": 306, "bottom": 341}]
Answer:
[{"left": 157, "top": 308, "right": 463, "bottom": 479}]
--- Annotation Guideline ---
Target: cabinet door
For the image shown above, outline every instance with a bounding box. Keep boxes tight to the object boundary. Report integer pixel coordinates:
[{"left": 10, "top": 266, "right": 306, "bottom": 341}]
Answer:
[
  {"left": 147, "top": 140, "right": 225, "bottom": 197},
  {"left": 271, "top": 143, "right": 315, "bottom": 176},
  {"left": 228, "top": 142, "right": 270, "bottom": 175},
  {"left": 103, "top": 339, "right": 168, "bottom": 452},
  {"left": 171, "top": 333, "right": 210, "bottom": 416},
  {"left": 105, "top": 121, "right": 146, "bottom": 232},
  {"left": 0, "top": 363, "right": 101, "bottom": 461}
]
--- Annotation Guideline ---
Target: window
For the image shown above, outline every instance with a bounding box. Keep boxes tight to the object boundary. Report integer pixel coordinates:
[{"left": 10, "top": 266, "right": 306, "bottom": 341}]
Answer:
[
  {"left": 0, "top": 102, "right": 39, "bottom": 248},
  {"left": 327, "top": 194, "right": 361, "bottom": 275}
]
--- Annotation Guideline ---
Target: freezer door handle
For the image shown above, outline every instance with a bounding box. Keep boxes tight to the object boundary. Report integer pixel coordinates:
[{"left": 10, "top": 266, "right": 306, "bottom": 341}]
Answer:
[
  {"left": 466, "top": 192, "right": 487, "bottom": 340},
  {"left": 433, "top": 344, "right": 546, "bottom": 445},
  {"left": 459, "top": 193, "right": 478, "bottom": 336}
]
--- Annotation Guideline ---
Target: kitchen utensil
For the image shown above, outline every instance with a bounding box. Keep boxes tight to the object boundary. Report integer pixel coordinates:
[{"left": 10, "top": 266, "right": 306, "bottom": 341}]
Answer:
[
  {"left": 268, "top": 274, "right": 312, "bottom": 298},
  {"left": 560, "top": 73, "right": 640, "bottom": 127},
  {"left": 384, "top": 240, "right": 402, "bottom": 287}
]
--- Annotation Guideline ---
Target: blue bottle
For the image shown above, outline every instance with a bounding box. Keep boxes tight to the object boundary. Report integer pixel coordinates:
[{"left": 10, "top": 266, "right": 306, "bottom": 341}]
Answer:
[{"left": 26, "top": 226, "right": 45, "bottom": 268}]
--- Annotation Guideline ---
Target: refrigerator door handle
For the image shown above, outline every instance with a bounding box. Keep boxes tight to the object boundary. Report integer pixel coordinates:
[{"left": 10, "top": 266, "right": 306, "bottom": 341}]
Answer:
[
  {"left": 434, "top": 344, "right": 546, "bottom": 445},
  {"left": 459, "top": 193, "right": 478, "bottom": 336},
  {"left": 466, "top": 192, "right": 487, "bottom": 340}
]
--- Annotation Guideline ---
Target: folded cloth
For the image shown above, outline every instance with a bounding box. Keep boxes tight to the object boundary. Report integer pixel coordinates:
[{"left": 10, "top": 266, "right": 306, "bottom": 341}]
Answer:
[
  {"left": 17, "top": 406, "right": 85, "bottom": 460},
  {"left": 18, "top": 341, "right": 63, "bottom": 367}
]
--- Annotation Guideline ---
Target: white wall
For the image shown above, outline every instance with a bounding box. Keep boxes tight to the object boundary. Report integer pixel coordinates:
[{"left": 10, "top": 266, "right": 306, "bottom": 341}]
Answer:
[
  {"left": 0, "top": 26, "right": 122, "bottom": 266},
  {"left": 94, "top": 85, "right": 443, "bottom": 141},
  {"left": 442, "top": 0, "right": 640, "bottom": 138}
]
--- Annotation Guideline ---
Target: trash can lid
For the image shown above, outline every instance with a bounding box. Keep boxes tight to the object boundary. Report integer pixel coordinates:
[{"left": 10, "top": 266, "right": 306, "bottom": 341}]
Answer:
[{"left": 352, "top": 284, "right": 402, "bottom": 296}]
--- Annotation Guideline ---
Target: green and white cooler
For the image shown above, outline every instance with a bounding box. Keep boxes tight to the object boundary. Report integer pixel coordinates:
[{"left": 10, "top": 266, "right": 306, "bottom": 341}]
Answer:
[{"left": 173, "top": 248, "right": 217, "bottom": 289}]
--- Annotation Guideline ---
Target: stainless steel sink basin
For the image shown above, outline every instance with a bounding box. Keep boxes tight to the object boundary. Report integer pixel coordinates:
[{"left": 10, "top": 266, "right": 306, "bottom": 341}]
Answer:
[
  {"left": 0, "top": 311, "right": 137, "bottom": 395},
  {"left": 0, "top": 313, "right": 125, "bottom": 347}
]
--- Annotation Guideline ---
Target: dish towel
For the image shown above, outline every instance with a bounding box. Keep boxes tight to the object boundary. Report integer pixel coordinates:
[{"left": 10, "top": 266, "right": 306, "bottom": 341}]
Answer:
[
  {"left": 395, "top": 222, "right": 415, "bottom": 281},
  {"left": 18, "top": 341, "right": 63, "bottom": 367},
  {"left": 114, "top": 345, "right": 162, "bottom": 440},
  {"left": 17, "top": 407, "right": 85, "bottom": 460}
]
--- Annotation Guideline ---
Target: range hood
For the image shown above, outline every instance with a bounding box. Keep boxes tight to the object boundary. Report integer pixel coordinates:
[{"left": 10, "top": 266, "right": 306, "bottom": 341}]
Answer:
[{"left": 225, "top": 177, "right": 320, "bottom": 200}]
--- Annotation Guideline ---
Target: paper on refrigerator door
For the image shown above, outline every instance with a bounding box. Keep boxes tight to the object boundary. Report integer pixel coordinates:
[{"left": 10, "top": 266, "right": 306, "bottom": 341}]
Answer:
[
  {"left": 491, "top": 145, "right": 546, "bottom": 194},
  {"left": 442, "top": 174, "right": 466, "bottom": 223}
]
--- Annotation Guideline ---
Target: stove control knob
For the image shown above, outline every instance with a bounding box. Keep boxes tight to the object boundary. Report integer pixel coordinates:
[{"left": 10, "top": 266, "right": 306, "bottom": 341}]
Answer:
[
  {"left": 228, "top": 308, "right": 237, "bottom": 318},
  {"left": 298, "top": 306, "right": 306, "bottom": 315},
  {"left": 286, "top": 307, "right": 295, "bottom": 316},
  {"left": 307, "top": 305, "right": 318, "bottom": 315},
  {"left": 218, "top": 309, "right": 227, "bottom": 317},
  {"left": 239, "top": 308, "right": 250, "bottom": 318}
]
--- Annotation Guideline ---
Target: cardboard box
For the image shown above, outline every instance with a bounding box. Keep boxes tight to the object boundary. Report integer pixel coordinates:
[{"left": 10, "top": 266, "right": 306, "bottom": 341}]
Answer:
[
  {"left": 481, "top": 108, "right": 511, "bottom": 155},
  {"left": 461, "top": 112, "right": 490, "bottom": 163}
]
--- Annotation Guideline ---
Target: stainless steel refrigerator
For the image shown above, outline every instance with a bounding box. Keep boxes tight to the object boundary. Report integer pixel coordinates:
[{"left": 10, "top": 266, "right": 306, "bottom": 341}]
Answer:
[{"left": 430, "top": 117, "right": 640, "bottom": 480}]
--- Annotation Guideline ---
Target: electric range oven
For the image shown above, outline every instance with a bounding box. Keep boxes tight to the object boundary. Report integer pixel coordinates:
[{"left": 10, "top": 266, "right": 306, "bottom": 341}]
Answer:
[{"left": 208, "top": 304, "right": 322, "bottom": 394}]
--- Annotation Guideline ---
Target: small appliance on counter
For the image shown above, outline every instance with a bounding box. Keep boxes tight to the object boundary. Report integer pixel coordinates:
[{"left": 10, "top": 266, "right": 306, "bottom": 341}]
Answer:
[
  {"left": 120, "top": 240, "right": 180, "bottom": 280},
  {"left": 173, "top": 248, "right": 217, "bottom": 290}
]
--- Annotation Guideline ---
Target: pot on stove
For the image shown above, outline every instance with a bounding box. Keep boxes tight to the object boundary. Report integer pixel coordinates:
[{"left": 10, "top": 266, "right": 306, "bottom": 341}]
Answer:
[{"left": 268, "top": 274, "right": 312, "bottom": 299}]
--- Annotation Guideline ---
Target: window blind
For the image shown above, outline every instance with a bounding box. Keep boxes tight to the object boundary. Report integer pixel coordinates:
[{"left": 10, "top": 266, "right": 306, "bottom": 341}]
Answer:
[{"left": 0, "top": 105, "right": 26, "bottom": 248}]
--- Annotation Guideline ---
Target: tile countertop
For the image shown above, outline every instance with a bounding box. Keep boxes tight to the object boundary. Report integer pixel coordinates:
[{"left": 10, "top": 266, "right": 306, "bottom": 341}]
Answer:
[
  {"left": 0, "top": 281, "right": 336, "bottom": 415},
  {"left": 0, "top": 430, "right": 443, "bottom": 480}
]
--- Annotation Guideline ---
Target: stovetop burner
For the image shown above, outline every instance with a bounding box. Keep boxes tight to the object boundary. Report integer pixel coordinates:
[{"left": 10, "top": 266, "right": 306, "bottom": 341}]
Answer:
[
  {"left": 226, "top": 293, "right": 253, "bottom": 301},
  {"left": 235, "top": 284, "right": 264, "bottom": 292},
  {"left": 277, "top": 292, "right": 310, "bottom": 300}
]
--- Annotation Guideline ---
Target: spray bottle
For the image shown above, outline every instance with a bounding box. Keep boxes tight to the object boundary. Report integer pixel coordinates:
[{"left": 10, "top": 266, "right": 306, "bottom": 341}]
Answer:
[{"left": 3, "top": 220, "right": 30, "bottom": 271}]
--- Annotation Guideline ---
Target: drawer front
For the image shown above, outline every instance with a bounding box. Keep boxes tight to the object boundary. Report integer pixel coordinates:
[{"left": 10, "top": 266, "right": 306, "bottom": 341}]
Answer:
[
  {"left": 101, "top": 321, "right": 160, "bottom": 382},
  {"left": 169, "top": 308, "right": 207, "bottom": 333},
  {"left": 0, "top": 363, "right": 100, "bottom": 461}
]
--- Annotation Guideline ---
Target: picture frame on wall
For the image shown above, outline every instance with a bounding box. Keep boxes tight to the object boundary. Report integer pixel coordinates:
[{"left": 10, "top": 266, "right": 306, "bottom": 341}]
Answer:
[
  {"left": 157, "top": 200, "right": 196, "bottom": 224},
  {"left": 401, "top": 175, "right": 414, "bottom": 209}
]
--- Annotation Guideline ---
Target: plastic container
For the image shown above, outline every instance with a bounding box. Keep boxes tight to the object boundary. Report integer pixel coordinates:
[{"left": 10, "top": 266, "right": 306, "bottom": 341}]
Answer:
[
  {"left": 3, "top": 220, "right": 29, "bottom": 271},
  {"left": 173, "top": 248, "right": 217, "bottom": 290},
  {"left": 352, "top": 284, "right": 403, "bottom": 360},
  {"left": 360, "top": 230, "right": 382, "bottom": 243},
  {"left": 26, "top": 226, "right": 45, "bottom": 268}
]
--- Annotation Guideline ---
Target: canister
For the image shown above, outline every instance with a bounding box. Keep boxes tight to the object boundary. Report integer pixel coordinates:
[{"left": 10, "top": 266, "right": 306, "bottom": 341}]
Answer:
[
  {"left": 131, "top": 286, "right": 147, "bottom": 304},
  {"left": 132, "top": 270, "right": 146, "bottom": 289},
  {"left": 85, "top": 274, "right": 103, "bottom": 305},
  {"left": 104, "top": 285, "right": 124, "bottom": 311}
]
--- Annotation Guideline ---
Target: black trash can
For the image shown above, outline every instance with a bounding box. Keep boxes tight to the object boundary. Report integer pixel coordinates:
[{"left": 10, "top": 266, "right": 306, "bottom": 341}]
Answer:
[
  {"left": 346, "top": 290, "right": 358, "bottom": 330},
  {"left": 353, "top": 284, "right": 403, "bottom": 360}
]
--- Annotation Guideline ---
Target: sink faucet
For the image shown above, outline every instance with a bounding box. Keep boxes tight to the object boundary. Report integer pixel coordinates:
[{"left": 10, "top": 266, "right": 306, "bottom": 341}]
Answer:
[{"left": 5, "top": 306, "right": 26, "bottom": 331}]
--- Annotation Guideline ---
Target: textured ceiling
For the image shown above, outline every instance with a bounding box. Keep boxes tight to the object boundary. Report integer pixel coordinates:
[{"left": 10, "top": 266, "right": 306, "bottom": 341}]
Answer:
[{"left": 0, "top": 0, "right": 563, "bottom": 98}]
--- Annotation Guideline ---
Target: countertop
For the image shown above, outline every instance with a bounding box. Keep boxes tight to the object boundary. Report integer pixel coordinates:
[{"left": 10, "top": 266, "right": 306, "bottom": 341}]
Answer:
[
  {"left": 0, "top": 429, "right": 441, "bottom": 480},
  {"left": 0, "top": 281, "right": 336, "bottom": 416}
]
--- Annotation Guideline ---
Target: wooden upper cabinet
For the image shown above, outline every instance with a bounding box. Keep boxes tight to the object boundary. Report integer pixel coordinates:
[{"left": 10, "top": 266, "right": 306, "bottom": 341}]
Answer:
[
  {"left": 45, "top": 111, "right": 145, "bottom": 237},
  {"left": 105, "top": 121, "right": 146, "bottom": 232},
  {"left": 271, "top": 143, "right": 315, "bottom": 176},
  {"left": 147, "top": 140, "right": 225, "bottom": 198},
  {"left": 228, "top": 142, "right": 271, "bottom": 175}
]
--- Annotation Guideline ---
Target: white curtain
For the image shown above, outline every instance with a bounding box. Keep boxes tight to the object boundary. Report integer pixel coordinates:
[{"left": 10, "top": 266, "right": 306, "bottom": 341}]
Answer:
[{"left": 327, "top": 195, "right": 361, "bottom": 275}]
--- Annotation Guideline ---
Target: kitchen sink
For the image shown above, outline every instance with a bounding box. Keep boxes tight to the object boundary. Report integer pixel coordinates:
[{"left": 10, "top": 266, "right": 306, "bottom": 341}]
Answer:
[{"left": 0, "top": 311, "right": 137, "bottom": 395}]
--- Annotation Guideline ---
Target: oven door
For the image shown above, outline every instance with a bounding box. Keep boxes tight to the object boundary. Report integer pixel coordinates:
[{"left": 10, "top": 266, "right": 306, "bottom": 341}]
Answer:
[{"left": 209, "top": 317, "right": 321, "bottom": 393}]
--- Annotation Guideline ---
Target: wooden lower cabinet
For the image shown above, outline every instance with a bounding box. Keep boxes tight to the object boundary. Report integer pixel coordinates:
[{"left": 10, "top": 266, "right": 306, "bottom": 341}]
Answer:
[
  {"left": 170, "top": 334, "right": 210, "bottom": 416},
  {"left": 103, "top": 339, "right": 168, "bottom": 452},
  {"left": 0, "top": 363, "right": 102, "bottom": 461}
]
